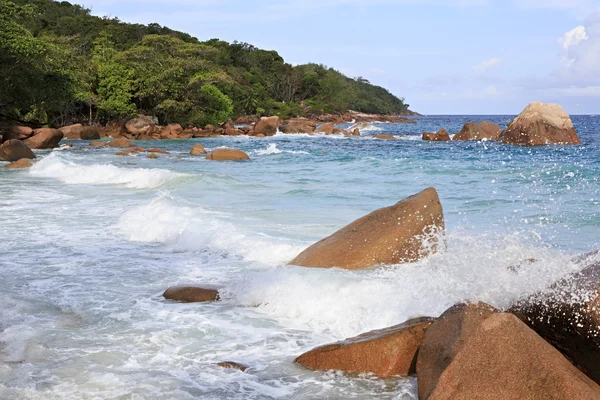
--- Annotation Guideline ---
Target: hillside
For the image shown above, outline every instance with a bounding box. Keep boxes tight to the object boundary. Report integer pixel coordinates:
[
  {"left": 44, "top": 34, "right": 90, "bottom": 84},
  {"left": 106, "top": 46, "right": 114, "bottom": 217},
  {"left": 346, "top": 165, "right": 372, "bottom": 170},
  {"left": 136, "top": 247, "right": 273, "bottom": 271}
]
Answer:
[{"left": 0, "top": 0, "right": 411, "bottom": 127}]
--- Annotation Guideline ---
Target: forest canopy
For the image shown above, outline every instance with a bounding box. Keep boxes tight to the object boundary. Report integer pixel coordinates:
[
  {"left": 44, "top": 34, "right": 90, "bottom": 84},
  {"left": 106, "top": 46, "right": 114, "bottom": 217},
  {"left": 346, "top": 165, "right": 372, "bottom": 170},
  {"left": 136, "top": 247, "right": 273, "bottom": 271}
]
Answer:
[{"left": 0, "top": 0, "right": 410, "bottom": 127}]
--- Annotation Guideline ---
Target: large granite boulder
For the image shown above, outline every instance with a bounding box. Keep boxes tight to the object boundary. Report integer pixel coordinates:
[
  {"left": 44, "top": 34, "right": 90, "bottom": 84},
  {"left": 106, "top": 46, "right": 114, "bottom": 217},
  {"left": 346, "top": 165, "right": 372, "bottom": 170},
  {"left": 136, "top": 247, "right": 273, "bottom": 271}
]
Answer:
[
  {"left": 420, "top": 312, "right": 600, "bottom": 400},
  {"left": 289, "top": 188, "right": 445, "bottom": 270},
  {"left": 498, "top": 102, "right": 581, "bottom": 146},
  {"left": 0, "top": 139, "right": 35, "bottom": 161},
  {"left": 160, "top": 123, "right": 183, "bottom": 139},
  {"left": 295, "top": 317, "right": 434, "bottom": 377},
  {"left": 126, "top": 115, "right": 157, "bottom": 138},
  {"left": 253, "top": 116, "right": 280, "bottom": 136},
  {"left": 59, "top": 124, "right": 84, "bottom": 139},
  {"left": 24, "top": 128, "right": 63, "bottom": 149},
  {"left": 206, "top": 148, "right": 250, "bottom": 161},
  {"left": 80, "top": 128, "right": 102, "bottom": 140},
  {"left": 2, "top": 126, "right": 34, "bottom": 142},
  {"left": 423, "top": 128, "right": 451, "bottom": 141},
  {"left": 509, "top": 256, "right": 600, "bottom": 384},
  {"left": 453, "top": 122, "right": 501, "bottom": 141}
]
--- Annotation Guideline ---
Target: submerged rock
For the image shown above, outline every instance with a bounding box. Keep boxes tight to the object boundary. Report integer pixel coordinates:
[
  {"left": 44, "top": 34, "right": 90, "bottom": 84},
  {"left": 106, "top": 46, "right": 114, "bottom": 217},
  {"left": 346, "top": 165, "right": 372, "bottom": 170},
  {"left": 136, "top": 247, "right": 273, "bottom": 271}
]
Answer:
[
  {"left": 89, "top": 141, "right": 106, "bottom": 147},
  {"left": 4, "top": 158, "right": 34, "bottom": 169},
  {"left": 206, "top": 148, "right": 249, "bottom": 161},
  {"left": 106, "top": 138, "right": 136, "bottom": 148},
  {"left": 423, "top": 128, "right": 451, "bottom": 141},
  {"left": 373, "top": 134, "right": 395, "bottom": 140},
  {"left": 147, "top": 148, "right": 170, "bottom": 154},
  {"left": 217, "top": 361, "right": 247, "bottom": 372},
  {"left": 24, "top": 128, "right": 63, "bottom": 149},
  {"left": 421, "top": 312, "right": 600, "bottom": 400},
  {"left": 289, "top": 187, "right": 445, "bottom": 270},
  {"left": 295, "top": 317, "right": 434, "bottom": 377},
  {"left": 509, "top": 256, "right": 600, "bottom": 384},
  {"left": 146, "top": 152, "right": 158, "bottom": 159},
  {"left": 163, "top": 286, "right": 220, "bottom": 303},
  {"left": 498, "top": 101, "right": 581, "bottom": 146},
  {"left": 190, "top": 144, "right": 207, "bottom": 155},
  {"left": 0, "top": 139, "right": 35, "bottom": 162},
  {"left": 253, "top": 116, "right": 280, "bottom": 136},
  {"left": 453, "top": 122, "right": 500, "bottom": 141}
]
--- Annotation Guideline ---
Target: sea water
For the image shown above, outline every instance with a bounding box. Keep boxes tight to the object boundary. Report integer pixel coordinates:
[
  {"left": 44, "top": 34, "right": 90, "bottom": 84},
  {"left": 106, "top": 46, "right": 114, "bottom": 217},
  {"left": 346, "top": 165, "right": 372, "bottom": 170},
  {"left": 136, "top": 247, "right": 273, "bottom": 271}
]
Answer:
[{"left": 0, "top": 116, "right": 599, "bottom": 399}]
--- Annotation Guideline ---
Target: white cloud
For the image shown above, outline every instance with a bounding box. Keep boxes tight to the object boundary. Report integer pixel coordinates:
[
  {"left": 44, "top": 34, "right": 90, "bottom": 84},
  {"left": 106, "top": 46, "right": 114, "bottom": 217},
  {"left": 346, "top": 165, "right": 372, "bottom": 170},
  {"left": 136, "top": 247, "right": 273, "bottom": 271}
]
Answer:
[
  {"left": 473, "top": 58, "right": 503, "bottom": 72},
  {"left": 560, "top": 25, "right": 589, "bottom": 49}
]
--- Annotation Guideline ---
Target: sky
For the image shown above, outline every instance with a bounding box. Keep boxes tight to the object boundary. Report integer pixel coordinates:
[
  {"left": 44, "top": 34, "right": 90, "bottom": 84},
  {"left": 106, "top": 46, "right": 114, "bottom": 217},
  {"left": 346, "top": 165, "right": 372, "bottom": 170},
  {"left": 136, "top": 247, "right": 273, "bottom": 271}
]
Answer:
[{"left": 77, "top": 0, "right": 600, "bottom": 114}]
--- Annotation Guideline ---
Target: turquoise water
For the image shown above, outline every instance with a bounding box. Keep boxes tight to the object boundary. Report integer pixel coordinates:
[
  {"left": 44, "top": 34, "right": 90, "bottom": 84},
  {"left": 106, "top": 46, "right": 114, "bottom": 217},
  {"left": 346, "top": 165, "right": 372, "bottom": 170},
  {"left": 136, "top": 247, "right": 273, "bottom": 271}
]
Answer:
[{"left": 0, "top": 116, "right": 599, "bottom": 399}]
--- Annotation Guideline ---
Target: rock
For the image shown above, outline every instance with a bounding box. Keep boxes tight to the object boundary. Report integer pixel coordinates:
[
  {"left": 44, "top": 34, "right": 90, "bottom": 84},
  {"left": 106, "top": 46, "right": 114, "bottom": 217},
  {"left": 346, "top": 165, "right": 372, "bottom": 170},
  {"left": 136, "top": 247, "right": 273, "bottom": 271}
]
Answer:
[
  {"left": 0, "top": 139, "right": 35, "bottom": 161},
  {"left": 253, "top": 116, "right": 280, "bottom": 136},
  {"left": 147, "top": 153, "right": 158, "bottom": 159},
  {"left": 138, "top": 134, "right": 153, "bottom": 140},
  {"left": 348, "top": 122, "right": 369, "bottom": 132},
  {"left": 89, "top": 141, "right": 106, "bottom": 147},
  {"left": 217, "top": 362, "right": 247, "bottom": 372},
  {"left": 205, "top": 124, "right": 214, "bottom": 132},
  {"left": 115, "top": 147, "right": 144, "bottom": 156},
  {"left": 126, "top": 115, "right": 157, "bottom": 137},
  {"left": 289, "top": 187, "right": 445, "bottom": 270},
  {"left": 24, "top": 128, "right": 63, "bottom": 149},
  {"left": 146, "top": 148, "right": 169, "bottom": 154},
  {"left": 106, "top": 138, "right": 136, "bottom": 148},
  {"left": 234, "top": 117, "right": 250, "bottom": 125},
  {"left": 280, "top": 124, "right": 315, "bottom": 134},
  {"left": 351, "top": 128, "right": 360, "bottom": 136},
  {"left": 2, "top": 126, "right": 34, "bottom": 142},
  {"left": 373, "top": 134, "right": 395, "bottom": 140},
  {"left": 80, "top": 128, "right": 101, "bottom": 140},
  {"left": 206, "top": 149, "right": 250, "bottom": 161},
  {"left": 315, "top": 123, "right": 336, "bottom": 135},
  {"left": 417, "top": 302, "right": 500, "bottom": 399},
  {"left": 256, "top": 134, "right": 265, "bottom": 138},
  {"left": 190, "top": 144, "right": 207, "bottom": 156},
  {"left": 59, "top": 124, "right": 84, "bottom": 139},
  {"left": 295, "top": 317, "right": 434, "bottom": 377},
  {"left": 453, "top": 122, "right": 501, "bottom": 141},
  {"left": 509, "top": 258, "right": 600, "bottom": 384},
  {"left": 4, "top": 158, "right": 34, "bottom": 169},
  {"left": 225, "top": 128, "right": 243, "bottom": 136},
  {"left": 177, "top": 130, "right": 194, "bottom": 139},
  {"left": 163, "top": 286, "right": 220, "bottom": 303},
  {"left": 498, "top": 102, "right": 581, "bottom": 146},
  {"left": 422, "top": 312, "right": 600, "bottom": 400},
  {"left": 423, "top": 128, "right": 451, "bottom": 141}
]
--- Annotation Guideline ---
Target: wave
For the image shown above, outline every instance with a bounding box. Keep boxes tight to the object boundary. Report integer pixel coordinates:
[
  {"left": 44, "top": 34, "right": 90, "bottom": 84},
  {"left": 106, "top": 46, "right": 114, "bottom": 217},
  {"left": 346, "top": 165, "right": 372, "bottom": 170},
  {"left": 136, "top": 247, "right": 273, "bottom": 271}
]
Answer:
[
  {"left": 115, "top": 194, "right": 305, "bottom": 265},
  {"left": 254, "top": 143, "right": 309, "bottom": 156},
  {"left": 29, "top": 153, "right": 188, "bottom": 189}
]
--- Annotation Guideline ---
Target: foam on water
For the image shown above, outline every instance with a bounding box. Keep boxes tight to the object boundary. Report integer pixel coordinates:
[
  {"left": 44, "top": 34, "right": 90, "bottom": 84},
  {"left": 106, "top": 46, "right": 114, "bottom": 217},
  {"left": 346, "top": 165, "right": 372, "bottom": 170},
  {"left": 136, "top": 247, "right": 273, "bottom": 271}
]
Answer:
[
  {"left": 254, "top": 143, "right": 309, "bottom": 156},
  {"left": 30, "top": 153, "right": 187, "bottom": 189}
]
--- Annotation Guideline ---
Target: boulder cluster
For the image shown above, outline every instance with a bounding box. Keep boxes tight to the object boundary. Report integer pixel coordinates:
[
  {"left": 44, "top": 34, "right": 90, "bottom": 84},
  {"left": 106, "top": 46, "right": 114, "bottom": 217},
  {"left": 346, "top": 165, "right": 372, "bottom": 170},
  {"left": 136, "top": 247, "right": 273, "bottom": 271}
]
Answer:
[{"left": 422, "top": 102, "right": 582, "bottom": 146}]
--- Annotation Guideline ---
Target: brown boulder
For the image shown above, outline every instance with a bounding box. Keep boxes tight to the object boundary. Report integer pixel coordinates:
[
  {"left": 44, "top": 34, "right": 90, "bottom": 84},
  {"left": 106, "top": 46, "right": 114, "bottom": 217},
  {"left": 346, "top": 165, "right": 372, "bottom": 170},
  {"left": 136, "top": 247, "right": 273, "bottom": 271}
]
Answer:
[
  {"left": 423, "top": 313, "right": 600, "bottom": 400},
  {"left": 206, "top": 149, "right": 250, "bottom": 161},
  {"left": 147, "top": 148, "right": 169, "bottom": 154},
  {"left": 147, "top": 153, "right": 158, "bottom": 159},
  {"left": 253, "top": 116, "right": 280, "bottom": 136},
  {"left": 59, "top": 124, "right": 84, "bottom": 139},
  {"left": 89, "top": 141, "right": 106, "bottom": 147},
  {"left": 225, "top": 128, "right": 243, "bottom": 136},
  {"left": 256, "top": 134, "right": 265, "bottom": 138},
  {"left": 509, "top": 258, "right": 600, "bottom": 384},
  {"left": 106, "top": 138, "right": 136, "bottom": 148},
  {"left": 289, "top": 187, "right": 445, "bottom": 270},
  {"left": 190, "top": 144, "right": 207, "bottom": 156},
  {"left": 423, "top": 128, "right": 451, "bottom": 141},
  {"left": 351, "top": 128, "right": 360, "bottom": 136},
  {"left": 3, "top": 126, "right": 34, "bottom": 142},
  {"left": 126, "top": 115, "right": 157, "bottom": 137},
  {"left": 204, "top": 124, "right": 215, "bottom": 132},
  {"left": 315, "top": 123, "right": 336, "bottom": 135},
  {"left": 4, "top": 158, "right": 34, "bottom": 169},
  {"left": 80, "top": 128, "right": 102, "bottom": 140},
  {"left": 417, "top": 302, "right": 499, "bottom": 399},
  {"left": 498, "top": 102, "right": 581, "bottom": 146},
  {"left": 234, "top": 117, "right": 250, "bottom": 125},
  {"left": 217, "top": 362, "right": 247, "bottom": 371},
  {"left": 453, "top": 122, "right": 501, "bottom": 141},
  {"left": 0, "top": 139, "right": 35, "bottom": 161},
  {"left": 373, "top": 134, "right": 395, "bottom": 140},
  {"left": 280, "top": 124, "right": 315, "bottom": 134},
  {"left": 24, "top": 128, "right": 63, "bottom": 149},
  {"left": 163, "top": 286, "right": 220, "bottom": 303},
  {"left": 295, "top": 317, "right": 434, "bottom": 377}
]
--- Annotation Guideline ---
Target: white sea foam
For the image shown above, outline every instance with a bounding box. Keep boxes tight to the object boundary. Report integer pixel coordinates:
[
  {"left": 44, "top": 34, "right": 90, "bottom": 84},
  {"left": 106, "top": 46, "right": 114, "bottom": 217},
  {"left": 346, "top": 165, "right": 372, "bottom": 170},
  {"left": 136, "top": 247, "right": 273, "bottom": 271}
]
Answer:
[
  {"left": 29, "top": 153, "right": 187, "bottom": 189},
  {"left": 254, "top": 143, "right": 309, "bottom": 156},
  {"left": 116, "top": 195, "right": 304, "bottom": 265}
]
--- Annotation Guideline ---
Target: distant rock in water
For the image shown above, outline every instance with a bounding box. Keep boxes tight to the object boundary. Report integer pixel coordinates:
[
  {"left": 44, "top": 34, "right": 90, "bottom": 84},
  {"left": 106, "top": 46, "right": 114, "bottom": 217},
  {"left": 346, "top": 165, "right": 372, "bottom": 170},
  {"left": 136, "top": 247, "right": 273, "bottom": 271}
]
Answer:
[
  {"left": 0, "top": 139, "right": 35, "bottom": 162},
  {"left": 418, "top": 308, "right": 600, "bottom": 400},
  {"left": 453, "top": 122, "right": 501, "bottom": 141},
  {"left": 106, "top": 138, "right": 136, "bottom": 148},
  {"left": 498, "top": 101, "right": 581, "bottom": 146},
  {"left": 216, "top": 361, "right": 247, "bottom": 371},
  {"left": 206, "top": 148, "right": 249, "bottom": 161},
  {"left": 163, "top": 286, "right": 220, "bottom": 303},
  {"left": 89, "top": 141, "right": 105, "bottom": 147},
  {"left": 289, "top": 187, "right": 445, "bottom": 270},
  {"left": 509, "top": 254, "right": 600, "bottom": 384},
  {"left": 4, "top": 158, "right": 34, "bottom": 169},
  {"left": 24, "top": 128, "right": 63, "bottom": 149},
  {"left": 295, "top": 317, "right": 434, "bottom": 377},
  {"left": 190, "top": 144, "right": 206, "bottom": 155},
  {"left": 423, "top": 128, "right": 451, "bottom": 141}
]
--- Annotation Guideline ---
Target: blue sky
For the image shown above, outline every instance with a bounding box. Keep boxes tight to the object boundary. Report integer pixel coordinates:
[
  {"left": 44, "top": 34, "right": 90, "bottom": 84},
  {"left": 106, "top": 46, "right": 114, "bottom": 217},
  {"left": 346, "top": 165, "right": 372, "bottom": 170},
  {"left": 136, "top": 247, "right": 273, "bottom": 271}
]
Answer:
[{"left": 79, "top": 0, "right": 600, "bottom": 114}]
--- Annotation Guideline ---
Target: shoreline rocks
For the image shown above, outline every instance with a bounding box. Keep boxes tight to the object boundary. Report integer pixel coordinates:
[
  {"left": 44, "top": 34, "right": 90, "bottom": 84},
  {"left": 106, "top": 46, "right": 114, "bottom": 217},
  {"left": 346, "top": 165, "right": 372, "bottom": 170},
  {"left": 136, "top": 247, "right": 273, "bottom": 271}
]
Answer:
[
  {"left": 24, "top": 128, "right": 63, "bottom": 149},
  {"left": 295, "top": 317, "right": 434, "bottom": 377},
  {"left": 0, "top": 140, "right": 35, "bottom": 162},
  {"left": 4, "top": 158, "right": 34, "bottom": 169},
  {"left": 289, "top": 187, "right": 445, "bottom": 270},
  {"left": 423, "top": 128, "right": 451, "bottom": 141},
  {"left": 453, "top": 122, "right": 501, "bottom": 141},
  {"left": 498, "top": 101, "right": 581, "bottom": 146},
  {"left": 206, "top": 148, "right": 250, "bottom": 161},
  {"left": 253, "top": 116, "right": 280, "bottom": 136}
]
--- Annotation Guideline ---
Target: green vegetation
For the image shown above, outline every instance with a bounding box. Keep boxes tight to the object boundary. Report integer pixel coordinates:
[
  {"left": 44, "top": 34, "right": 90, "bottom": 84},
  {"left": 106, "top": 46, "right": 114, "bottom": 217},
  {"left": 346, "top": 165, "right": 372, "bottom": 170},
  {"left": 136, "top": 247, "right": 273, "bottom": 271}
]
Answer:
[{"left": 0, "top": 0, "right": 410, "bottom": 127}]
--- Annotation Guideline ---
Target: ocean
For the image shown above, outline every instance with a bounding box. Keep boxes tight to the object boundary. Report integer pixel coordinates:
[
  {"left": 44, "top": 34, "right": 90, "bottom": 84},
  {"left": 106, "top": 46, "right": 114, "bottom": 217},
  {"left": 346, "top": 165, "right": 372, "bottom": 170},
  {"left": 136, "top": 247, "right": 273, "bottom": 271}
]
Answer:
[{"left": 1, "top": 115, "right": 599, "bottom": 399}]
